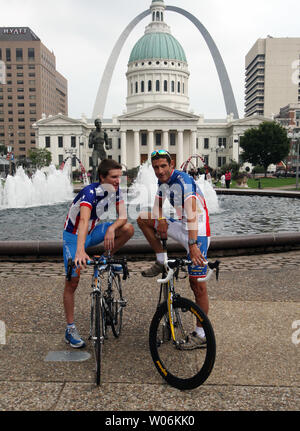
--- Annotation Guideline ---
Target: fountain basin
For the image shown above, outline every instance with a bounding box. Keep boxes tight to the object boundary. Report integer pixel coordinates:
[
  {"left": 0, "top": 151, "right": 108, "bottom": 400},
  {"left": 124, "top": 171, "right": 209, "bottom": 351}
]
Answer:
[{"left": 1, "top": 232, "right": 300, "bottom": 259}]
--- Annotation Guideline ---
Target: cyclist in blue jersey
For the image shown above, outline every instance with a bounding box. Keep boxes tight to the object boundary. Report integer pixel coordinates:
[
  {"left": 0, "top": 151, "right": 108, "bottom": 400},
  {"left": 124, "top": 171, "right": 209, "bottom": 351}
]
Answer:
[
  {"left": 63, "top": 159, "right": 134, "bottom": 348},
  {"left": 137, "top": 150, "right": 211, "bottom": 349}
]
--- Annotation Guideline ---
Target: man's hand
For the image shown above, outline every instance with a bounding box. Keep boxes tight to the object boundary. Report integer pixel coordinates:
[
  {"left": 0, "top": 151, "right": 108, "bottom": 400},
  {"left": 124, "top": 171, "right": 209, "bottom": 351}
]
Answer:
[
  {"left": 189, "top": 244, "right": 207, "bottom": 267},
  {"left": 104, "top": 225, "right": 115, "bottom": 251},
  {"left": 156, "top": 218, "right": 168, "bottom": 239},
  {"left": 74, "top": 250, "right": 90, "bottom": 269}
]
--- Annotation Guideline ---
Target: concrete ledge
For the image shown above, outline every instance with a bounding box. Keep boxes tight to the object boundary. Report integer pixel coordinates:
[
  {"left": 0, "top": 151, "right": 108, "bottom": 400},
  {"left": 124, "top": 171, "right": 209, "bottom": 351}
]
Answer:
[
  {"left": 215, "top": 188, "right": 300, "bottom": 199},
  {"left": 1, "top": 232, "right": 300, "bottom": 259}
]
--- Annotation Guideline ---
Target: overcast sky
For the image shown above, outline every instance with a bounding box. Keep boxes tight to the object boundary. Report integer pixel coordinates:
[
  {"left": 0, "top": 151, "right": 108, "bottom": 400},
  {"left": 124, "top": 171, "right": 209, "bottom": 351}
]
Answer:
[{"left": 1, "top": 0, "right": 300, "bottom": 120}]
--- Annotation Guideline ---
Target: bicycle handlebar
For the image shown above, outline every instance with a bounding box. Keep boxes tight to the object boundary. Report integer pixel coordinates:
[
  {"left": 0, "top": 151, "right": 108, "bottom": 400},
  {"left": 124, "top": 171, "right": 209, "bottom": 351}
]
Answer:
[
  {"left": 157, "top": 258, "right": 220, "bottom": 284},
  {"left": 66, "top": 256, "right": 129, "bottom": 281}
]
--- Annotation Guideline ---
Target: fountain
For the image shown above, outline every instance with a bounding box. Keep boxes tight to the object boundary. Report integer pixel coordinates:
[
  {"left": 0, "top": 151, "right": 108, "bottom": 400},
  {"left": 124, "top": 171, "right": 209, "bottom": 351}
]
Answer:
[
  {"left": 0, "top": 159, "right": 299, "bottom": 245},
  {"left": 0, "top": 162, "right": 74, "bottom": 210},
  {"left": 127, "top": 161, "right": 220, "bottom": 216}
]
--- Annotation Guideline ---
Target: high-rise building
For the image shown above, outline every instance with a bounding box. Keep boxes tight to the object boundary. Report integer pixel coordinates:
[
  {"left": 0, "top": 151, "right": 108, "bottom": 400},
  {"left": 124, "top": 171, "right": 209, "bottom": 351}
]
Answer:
[
  {"left": 0, "top": 27, "right": 68, "bottom": 159},
  {"left": 245, "top": 37, "right": 300, "bottom": 118}
]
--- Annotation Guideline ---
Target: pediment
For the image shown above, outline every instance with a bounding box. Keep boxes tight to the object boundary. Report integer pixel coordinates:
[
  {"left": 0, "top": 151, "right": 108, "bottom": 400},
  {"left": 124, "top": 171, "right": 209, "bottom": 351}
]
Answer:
[
  {"left": 118, "top": 105, "right": 199, "bottom": 122},
  {"left": 35, "top": 114, "right": 84, "bottom": 126},
  {"left": 230, "top": 115, "right": 273, "bottom": 126}
]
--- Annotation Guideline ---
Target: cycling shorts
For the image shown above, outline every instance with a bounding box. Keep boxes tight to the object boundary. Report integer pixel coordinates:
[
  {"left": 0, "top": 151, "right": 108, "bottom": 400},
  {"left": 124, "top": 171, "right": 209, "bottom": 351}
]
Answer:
[
  {"left": 154, "top": 218, "right": 210, "bottom": 279},
  {"left": 63, "top": 222, "right": 113, "bottom": 278}
]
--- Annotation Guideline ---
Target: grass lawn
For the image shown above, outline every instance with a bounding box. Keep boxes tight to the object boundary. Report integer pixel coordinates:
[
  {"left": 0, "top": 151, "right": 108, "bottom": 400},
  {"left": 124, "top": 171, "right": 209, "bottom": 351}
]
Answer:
[{"left": 216, "top": 177, "right": 298, "bottom": 189}]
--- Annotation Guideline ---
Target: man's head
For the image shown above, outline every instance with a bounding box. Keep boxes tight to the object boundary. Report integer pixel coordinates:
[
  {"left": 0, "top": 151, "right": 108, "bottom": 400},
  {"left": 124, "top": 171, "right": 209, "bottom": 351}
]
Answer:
[
  {"left": 151, "top": 150, "right": 174, "bottom": 183},
  {"left": 98, "top": 159, "right": 123, "bottom": 190},
  {"left": 94, "top": 118, "right": 102, "bottom": 129}
]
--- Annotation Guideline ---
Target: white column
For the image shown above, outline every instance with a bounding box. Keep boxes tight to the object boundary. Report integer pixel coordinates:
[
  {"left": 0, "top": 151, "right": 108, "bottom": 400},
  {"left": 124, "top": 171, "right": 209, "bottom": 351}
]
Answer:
[
  {"left": 191, "top": 130, "right": 197, "bottom": 155},
  {"left": 134, "top": 130, "right": 140, "bottom": 167},
  {"left": 148, "top": 130, "right": 154, "bottom": 160},
  {"left": 163, "top": 130, "right": 169, "bottom": 151},
  {"left": 177, "top": 130, "right": 184, "bottom": 169},
  {"left": 121, "top": 130, "right": 127, "bottom": 167}
]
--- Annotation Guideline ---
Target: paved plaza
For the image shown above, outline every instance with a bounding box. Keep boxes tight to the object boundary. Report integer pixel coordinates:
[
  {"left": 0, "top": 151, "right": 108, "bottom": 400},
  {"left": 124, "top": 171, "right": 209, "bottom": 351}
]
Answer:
[{"left": 0, "top": 250, "right": 299, "bottom": 411}]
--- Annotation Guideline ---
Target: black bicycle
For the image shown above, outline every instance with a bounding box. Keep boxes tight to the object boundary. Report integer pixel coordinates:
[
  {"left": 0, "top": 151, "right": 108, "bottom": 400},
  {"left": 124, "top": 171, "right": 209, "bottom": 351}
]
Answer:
[
  {"left": 149, "top": 243, "right": 220, "bottom": 390},
  {"left": 67, "top": 253, "right": 129, "bottom": 385}
]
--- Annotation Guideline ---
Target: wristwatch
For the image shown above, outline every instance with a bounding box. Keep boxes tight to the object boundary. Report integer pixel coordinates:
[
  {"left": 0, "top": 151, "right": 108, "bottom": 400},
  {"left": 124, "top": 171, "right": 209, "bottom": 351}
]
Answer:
[{"left": 188, "top": 239, "right": 198, "bottom": 246}]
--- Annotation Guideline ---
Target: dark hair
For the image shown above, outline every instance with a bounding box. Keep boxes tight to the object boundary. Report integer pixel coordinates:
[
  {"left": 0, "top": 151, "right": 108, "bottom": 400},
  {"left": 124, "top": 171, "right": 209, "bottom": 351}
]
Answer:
[
  {"left": 151, "top": 153, "right": 172, "bottom": 165},
  {"left": 98, "top": 159, "right": 122, "bottom": 178}
]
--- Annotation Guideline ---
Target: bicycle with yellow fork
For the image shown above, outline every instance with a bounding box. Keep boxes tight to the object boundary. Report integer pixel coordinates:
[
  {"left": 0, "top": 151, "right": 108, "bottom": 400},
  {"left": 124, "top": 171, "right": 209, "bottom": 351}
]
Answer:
[{"left": 149, "top": 241, "right": 220, "bottom": 390}]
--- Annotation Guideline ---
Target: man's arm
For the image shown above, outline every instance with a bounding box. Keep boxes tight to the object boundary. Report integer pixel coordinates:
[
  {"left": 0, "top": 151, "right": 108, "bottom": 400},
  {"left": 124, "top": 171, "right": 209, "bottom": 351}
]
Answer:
[
  {"left": 153, "top": 195, "right": 168, "bottom": 239},
  {"left": 184, "top": 197, "right": 206, "bottom": 266},
  {"left": 74, "top": 205, "right": 92, "bottom": 267},
  {"left": 104, "top": 132, "right": 111, "bottom": 150},
  {"left": 103, "top": 200, "right": 127, "bottom": 250}
]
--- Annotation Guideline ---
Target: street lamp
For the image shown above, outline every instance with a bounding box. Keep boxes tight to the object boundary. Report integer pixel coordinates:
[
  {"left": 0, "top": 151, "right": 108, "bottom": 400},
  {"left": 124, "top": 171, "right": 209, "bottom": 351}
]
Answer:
[{"left": 287, "top": 130, "right": 300, "bottom": 190}]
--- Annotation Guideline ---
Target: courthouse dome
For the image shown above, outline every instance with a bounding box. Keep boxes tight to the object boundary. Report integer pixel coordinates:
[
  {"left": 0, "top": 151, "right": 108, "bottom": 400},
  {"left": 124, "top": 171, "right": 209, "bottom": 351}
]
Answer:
[{"left": 129, "top": 32, "right": 187, "bottom": 63}]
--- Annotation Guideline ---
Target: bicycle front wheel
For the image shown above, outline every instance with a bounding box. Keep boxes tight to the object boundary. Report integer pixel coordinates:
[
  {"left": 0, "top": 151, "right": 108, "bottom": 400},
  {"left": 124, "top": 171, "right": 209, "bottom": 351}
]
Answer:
[
  {"left": 111, "top": 273, "right": 124, "bottom": 338},
  {"left": 149, "top": 296, "right": 216, "bottom": 390},
  {"left": 94, "top": 292, "right": 103, "bottom": 385}
]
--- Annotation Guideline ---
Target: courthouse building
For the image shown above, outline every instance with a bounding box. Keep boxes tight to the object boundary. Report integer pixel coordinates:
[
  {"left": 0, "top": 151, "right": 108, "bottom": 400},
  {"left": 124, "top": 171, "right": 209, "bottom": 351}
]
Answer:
[{"left": 34, "top": 0, "right": 269, "bottom": 172}]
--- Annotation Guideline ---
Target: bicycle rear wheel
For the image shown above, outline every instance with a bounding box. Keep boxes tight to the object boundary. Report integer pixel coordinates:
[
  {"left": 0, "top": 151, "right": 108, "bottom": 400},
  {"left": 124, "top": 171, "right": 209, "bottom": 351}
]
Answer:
[
  {"left": 111, "top": 273, "right": 124, "bottom": 338},
  {"left": 149, "top": 296, "right": 216, "bottom": 390}
]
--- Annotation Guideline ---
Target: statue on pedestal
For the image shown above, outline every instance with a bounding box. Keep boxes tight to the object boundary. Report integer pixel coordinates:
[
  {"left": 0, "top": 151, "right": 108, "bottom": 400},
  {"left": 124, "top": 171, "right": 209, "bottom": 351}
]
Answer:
[{"left": 88, "top": 119, "right": 111, "bottom": 182}]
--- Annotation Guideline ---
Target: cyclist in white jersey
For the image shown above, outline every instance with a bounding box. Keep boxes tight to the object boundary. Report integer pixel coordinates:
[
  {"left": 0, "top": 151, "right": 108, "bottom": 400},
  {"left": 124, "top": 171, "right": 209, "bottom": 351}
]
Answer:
[
  {"left": 63, "top": 159, "right": 134, "bottom": 348},
  {"left": 137, "top": 150, "right": 211, "bottom": 349}
]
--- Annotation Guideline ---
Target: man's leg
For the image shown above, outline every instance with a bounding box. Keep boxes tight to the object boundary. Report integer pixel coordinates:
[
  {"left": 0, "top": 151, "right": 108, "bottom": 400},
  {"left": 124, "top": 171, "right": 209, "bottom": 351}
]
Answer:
[
  {"left": 137, "top": 212, "right": 167, "bottom": 277},
  {"left": 189, "top": 278, "right": 209, "bottom": 317},
  {"left": 137, "top": 212, "right": 164, "bottom": 253},
  {"left": 91, "top": 149, "right": 98, "bottom": 183},
  {"left": 63, "top": 232, "right": 85, "bottom": 348},
  {"left": 63, "top": 276, "right": 80, "bottom": 325},
  {"left": 112, "top": 222, "right": 134, "bottom": 253}
]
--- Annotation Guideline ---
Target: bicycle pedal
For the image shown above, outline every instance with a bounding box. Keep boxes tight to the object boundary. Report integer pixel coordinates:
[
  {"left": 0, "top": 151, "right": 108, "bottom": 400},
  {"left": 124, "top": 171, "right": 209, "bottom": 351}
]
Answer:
[{"left": 120, "top": 299, "right": 127, "bottom": 307}]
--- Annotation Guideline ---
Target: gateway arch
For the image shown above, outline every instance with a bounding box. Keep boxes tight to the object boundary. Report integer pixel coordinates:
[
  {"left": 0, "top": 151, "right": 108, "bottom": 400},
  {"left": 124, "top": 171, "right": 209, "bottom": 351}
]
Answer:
[{"left": 92, "top": 6, "right": 239, "bottom": 119}]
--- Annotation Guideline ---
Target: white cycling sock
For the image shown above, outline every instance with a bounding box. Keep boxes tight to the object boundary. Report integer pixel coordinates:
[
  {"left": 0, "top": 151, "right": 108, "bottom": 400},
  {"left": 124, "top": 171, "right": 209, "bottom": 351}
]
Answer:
[
  {"left": 156, "top": 253, "right": 167, "bottom": 264},
  {"left": 195, "top": 327, "right": 205, "bottom": 338}
]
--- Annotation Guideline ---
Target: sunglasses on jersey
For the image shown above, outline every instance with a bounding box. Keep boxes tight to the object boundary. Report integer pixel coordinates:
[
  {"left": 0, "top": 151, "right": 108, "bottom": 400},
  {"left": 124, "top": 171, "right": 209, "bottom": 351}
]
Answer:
[{"left": 151, "top": 150, "right": 171, "bottom": 161}]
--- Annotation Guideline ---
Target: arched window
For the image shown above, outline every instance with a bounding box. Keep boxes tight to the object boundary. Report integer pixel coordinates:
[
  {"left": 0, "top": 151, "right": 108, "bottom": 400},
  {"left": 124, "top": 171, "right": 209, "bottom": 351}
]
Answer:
[
  {"left": 148, "top": 80, "right": 152, "bottom": 91},
  {"left": 171, "top": 81, "right": 175, "bottom": 92},
  {"left": 156, "top": 80, "right": 160, "bottom": 91},
  {"left": 152, "top": 12, "right": 155, "bottom": 21},
  {"left": 164, "top": 80, "right": 168, "bottom": 91},
  {"left": 141, "top": 80, "right": 144, "bottom": 92},
  {"left": 156, "top": 11, "right": 160, "bottom": 21},
  {"left": 135, "top": 82, "right": 138, "bottom": 93},
  {"left": 177, "top": 82, "right": 180, "bottom": 93}
]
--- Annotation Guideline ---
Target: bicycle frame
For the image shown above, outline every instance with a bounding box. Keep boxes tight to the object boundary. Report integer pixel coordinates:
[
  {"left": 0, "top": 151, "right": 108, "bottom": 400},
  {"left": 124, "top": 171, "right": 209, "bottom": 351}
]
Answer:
[{"left": 156, "top": 257, "right": 220, "bottom": 347}]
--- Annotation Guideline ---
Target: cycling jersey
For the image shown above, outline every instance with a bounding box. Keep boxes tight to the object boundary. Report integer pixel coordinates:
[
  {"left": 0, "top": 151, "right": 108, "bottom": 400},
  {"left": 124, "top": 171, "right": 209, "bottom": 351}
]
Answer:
[
  {"left": 64, "top": 182, "right": 123, "bottom": 235},
  {"left": 156, "top": 170, "right": 210, "bottom": 237}
]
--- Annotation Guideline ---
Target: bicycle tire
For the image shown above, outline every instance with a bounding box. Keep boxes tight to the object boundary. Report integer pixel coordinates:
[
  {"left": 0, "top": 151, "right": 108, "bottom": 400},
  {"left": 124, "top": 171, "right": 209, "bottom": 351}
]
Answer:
[
  {"left": 111, "top": 273, "right": 123, "bottom": 338},
  {"left": 94, "top": 292, "right": 103, "bottom": 385},
  {"left": 149, "top": 296, "right": 216, "bottom": 390}
]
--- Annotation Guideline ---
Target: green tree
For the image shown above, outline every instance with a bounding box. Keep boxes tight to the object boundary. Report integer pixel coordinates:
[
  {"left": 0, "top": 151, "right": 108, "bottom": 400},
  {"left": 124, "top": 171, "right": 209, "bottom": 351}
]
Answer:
[
  {"left": 28, "top": 148, "right": 52, "bottom": 169},
  {"left": 240, "top": 121, "right": 290, "bottom": 176},
  {"left": 0, "top": 144, "right": 7, "bottom": 156}
]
